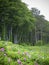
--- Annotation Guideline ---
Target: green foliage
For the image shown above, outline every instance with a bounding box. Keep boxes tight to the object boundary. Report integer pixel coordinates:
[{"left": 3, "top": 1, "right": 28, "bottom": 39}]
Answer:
[
  {"left": 0, "top": 51, "right": 4, "bottom": 64},
  {"left": 42, "top": 58, "right": 49, "bottom": 65},
  {"left": 37, "top": 58, "right": 49, "bottom": 65},
  {"left": 35, "top": 40, "right": 46, "bottom": 46},
  {"left": 0, "top": 0, "right": 49, "bottom": 45},
  {"left": 0, "top": 41, "right": 49, "bottom": 65},
  {"left": 0, "top": 0, "right": 35, "bottom": 43}
]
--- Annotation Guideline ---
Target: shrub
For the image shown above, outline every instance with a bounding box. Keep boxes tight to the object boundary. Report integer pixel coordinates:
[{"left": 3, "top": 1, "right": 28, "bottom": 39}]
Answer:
[
  {"left": 0, "top": 51, "right": 4, "bottom": 64},
  {"left": 35, "top": 40, "right": 45, "bottom": 46},
  {"left": 37, "top": 58, "right": 49, "bottom": 65},
  {"left": 42, "top": 58, "right": 49, "bottom": 65}
]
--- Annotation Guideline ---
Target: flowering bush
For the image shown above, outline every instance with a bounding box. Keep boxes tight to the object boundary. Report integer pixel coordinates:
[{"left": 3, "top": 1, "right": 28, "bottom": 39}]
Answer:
[
  {"left": 0, "top": 41, "right": 49, "bottom": 65},
  {"left": 0, "top": 48, "right": 5, "bottom": 51}
]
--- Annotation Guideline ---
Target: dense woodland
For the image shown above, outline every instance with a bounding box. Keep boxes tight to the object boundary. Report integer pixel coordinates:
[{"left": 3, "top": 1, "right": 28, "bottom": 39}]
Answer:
[{"left": 0, "top": 0, "right": 49, "bottom": 45}]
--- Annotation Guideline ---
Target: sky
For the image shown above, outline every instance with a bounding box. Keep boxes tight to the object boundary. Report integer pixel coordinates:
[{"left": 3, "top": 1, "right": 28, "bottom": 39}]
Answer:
[{"left": 22, "top": 0, "right": 49, "bottom": 21}]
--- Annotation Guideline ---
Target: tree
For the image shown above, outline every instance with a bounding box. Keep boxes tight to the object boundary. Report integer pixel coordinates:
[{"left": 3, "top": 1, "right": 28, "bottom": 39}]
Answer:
[
  {"left": 31, "top": 8, "right": 49, "bottom": 45},
  {"left": 0, "top": 0, "right": 34, "bottom": 43}
]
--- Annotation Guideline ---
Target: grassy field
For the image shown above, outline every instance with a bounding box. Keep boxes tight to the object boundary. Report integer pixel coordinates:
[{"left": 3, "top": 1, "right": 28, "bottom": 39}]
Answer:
[{"left": 0, "top": 41, "right": 49, "bottom": 65}]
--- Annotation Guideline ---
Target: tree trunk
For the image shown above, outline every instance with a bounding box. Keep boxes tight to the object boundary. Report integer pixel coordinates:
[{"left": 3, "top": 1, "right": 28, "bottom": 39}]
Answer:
[
  {"left": 41, "top": 28, "right": 42, "bottom": 45},
  {"left": 1, "top": 23, "right": 6, "bottom": 40},
  {"left": 35, "top": 26, "right": 37, "bottom": 44},
  {"left": 9, "top": 26, "right": 13, "bottom": 42},
  {"left": 14, "top": 33, "right": 18, "bottom": 43}
]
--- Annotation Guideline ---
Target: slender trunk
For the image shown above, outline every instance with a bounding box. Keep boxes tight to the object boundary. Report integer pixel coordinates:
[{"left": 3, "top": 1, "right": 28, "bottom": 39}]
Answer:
[
  {"left": 0, "top": 32, "right": 1, "bottom": 40},
  {"left": 9, "top": 26, "right": 12, "bottom": 42},
  {"left": 25, "top": 32, "right": 27, "bottom": 42},
  {"left": 35, "top": 26, "right": 37, "bottom": 44},
  {"left": 30, "top": 31, "right": 32, "bottom": 45},
  {"left": 41, "top": 28, "right": 42, "bottom": 45},
  {"left": 14, "top": 33, "right": 18, "bottom": 43},
  {"left": 1, "top": 23, "right": 6, "bottom": 40}
]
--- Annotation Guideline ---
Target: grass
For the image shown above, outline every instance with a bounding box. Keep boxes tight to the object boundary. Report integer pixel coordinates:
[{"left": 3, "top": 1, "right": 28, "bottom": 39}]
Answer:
[{"left": 0, "top": 41, "right": 49, "bottom": 65}]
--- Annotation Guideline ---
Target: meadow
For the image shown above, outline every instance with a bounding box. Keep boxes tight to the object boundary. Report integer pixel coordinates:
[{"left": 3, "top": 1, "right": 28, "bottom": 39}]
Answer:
[{"left": 0, "top": 41, "right": 49, "bottom": 65}]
